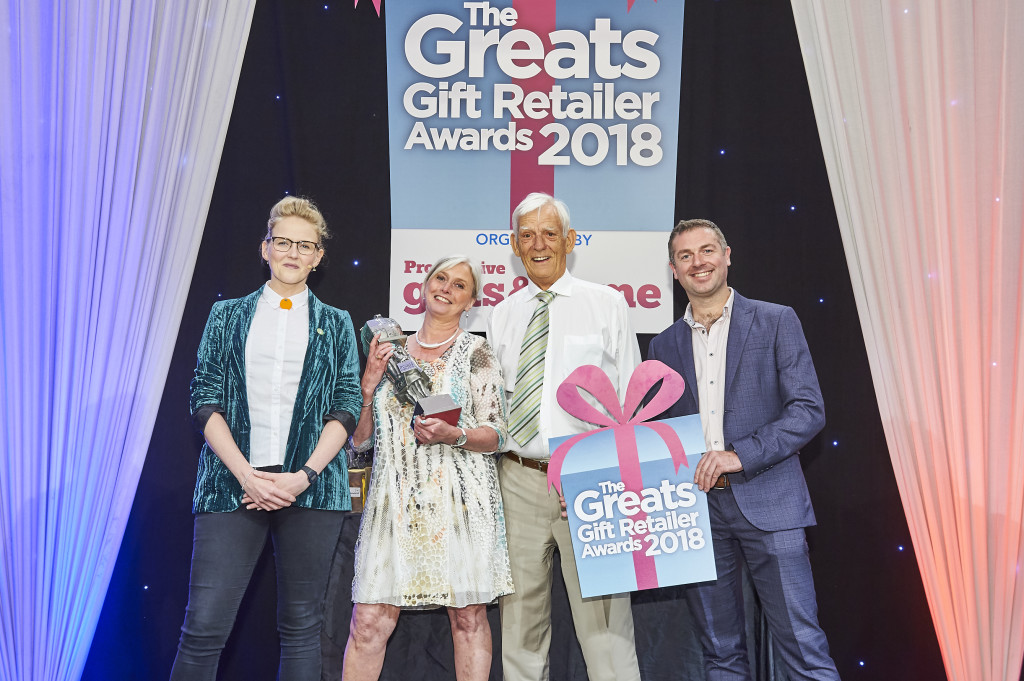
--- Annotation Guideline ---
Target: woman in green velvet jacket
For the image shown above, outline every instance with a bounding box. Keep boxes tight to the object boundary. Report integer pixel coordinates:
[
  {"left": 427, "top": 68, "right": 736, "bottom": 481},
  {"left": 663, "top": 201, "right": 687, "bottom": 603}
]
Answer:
[{"left": 169, "top": 196, "right": 361, "bottom": 681}]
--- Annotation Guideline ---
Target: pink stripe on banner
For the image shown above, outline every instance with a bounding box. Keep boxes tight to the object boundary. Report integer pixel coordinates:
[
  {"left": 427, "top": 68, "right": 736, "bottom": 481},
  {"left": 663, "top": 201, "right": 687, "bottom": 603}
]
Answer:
[
  {"left": 510, "top": 0, "right": 556, "bottom": 216},
  {"left": 613, "top": 426, "right": 659, "bottom": 590}
]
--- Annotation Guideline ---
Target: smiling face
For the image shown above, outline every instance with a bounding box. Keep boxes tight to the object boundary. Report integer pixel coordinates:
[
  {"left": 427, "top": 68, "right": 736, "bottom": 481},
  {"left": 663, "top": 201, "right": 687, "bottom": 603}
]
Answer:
[
  {"left": 669, "top": 226, "right": 731, "bottom": 303},
  {"left": 512, "top": 203, "right": 576, "bottom": 290},
  {"left": 423, "top": 262, "right": 476, "bottom": 321},
  {"left": 261, "top": 215, "right": 323, "bottom": 297}
]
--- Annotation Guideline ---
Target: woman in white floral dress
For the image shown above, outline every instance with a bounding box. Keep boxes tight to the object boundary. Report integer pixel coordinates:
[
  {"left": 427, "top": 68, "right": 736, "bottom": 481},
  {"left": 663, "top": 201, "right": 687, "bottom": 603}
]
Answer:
[{"left": 342, "top": 255, "right": 513, "bottom": 681}]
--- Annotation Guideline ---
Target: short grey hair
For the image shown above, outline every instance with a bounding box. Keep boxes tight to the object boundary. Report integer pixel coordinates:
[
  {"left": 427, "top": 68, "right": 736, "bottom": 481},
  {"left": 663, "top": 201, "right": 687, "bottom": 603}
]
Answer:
[
  {"left": 511, "top": 192, "right": 571, "bottom": 239},
  {"left": 422, "top": 255, "right": 483, "bottom": 300}
]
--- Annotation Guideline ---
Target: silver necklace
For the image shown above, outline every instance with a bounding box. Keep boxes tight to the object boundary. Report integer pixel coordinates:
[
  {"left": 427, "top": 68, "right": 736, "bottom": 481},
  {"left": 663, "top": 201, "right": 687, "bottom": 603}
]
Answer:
[{"left": 415, "top": 328, "right": 460, "bottom": 348}]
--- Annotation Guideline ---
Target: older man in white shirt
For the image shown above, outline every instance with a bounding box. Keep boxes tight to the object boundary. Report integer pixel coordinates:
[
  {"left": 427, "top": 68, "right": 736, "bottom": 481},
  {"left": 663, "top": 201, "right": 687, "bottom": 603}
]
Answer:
[{"left": 487, "top": 192, "right": 642, "bottom": 681}]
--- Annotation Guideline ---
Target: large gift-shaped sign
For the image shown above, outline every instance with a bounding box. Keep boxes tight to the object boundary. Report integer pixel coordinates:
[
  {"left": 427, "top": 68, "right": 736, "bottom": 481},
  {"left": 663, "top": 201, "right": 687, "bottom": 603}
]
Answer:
[{"left": 548, "top": 361, "right": 716, "bottom": 598}]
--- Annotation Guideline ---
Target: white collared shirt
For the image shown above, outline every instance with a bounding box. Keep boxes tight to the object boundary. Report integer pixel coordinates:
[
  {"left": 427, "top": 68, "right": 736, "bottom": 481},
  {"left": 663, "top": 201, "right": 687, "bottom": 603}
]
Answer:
[
  {"left": 245, "top": 284, "right": 310, "bottom": 467},
  {"left": 487, "top": 271, "right": 641, "bottom": 459},
  {"left": 683, "top": 288, "right": 734, "bottom": 452}
]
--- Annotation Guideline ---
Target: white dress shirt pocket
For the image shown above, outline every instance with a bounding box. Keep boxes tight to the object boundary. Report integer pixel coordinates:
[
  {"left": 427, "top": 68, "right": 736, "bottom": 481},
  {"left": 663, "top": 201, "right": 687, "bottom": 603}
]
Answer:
[{"left": 561, "top": 334, "right": 607, "bottom": 375}]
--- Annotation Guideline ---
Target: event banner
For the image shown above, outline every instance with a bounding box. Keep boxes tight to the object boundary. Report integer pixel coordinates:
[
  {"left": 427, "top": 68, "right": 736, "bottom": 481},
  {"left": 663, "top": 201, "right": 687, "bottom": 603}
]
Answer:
[
  {"left": 555, "top": 419, "right": 715, "bottom": 597},
  {"left": 385, "top": 0, "right": 686, "bottom": 332},
  {"left": 547, "top": 362, "right": 715, "bottom": 598}
]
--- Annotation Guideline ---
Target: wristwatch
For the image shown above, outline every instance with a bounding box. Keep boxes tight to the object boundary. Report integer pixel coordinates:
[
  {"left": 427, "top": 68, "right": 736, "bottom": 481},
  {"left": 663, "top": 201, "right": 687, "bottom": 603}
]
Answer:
[
  {"left": 453, "top": 428, "right": 468, "bottom": 447},
  {"left": 301, "top": 465, "right": 319, "bottom": 484}
]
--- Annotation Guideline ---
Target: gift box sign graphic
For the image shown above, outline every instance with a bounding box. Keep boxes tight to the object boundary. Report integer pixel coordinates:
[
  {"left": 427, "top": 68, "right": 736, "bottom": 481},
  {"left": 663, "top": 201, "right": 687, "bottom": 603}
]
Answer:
[{"left": 548, "top": 361, "right": 717, "bottom": 597}]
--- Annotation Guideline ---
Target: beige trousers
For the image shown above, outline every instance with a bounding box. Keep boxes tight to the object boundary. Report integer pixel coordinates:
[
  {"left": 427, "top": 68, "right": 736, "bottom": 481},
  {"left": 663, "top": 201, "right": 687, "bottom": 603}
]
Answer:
[{"left": 498, "top": 456, "right": 641, "bottom": 681}]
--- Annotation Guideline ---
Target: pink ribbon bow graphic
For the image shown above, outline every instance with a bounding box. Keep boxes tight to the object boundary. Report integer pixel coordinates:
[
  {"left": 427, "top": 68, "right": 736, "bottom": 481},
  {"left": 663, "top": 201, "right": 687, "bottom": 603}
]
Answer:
[{"left": 547, "top": 360, "right": 688, "bottom": 590}]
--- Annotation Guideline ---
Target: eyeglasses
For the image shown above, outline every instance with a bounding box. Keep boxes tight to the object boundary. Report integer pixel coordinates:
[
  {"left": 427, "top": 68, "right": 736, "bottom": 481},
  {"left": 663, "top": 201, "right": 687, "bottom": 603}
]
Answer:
[{"left": 267, "top": 236, "right": 320, "bottom": 256}]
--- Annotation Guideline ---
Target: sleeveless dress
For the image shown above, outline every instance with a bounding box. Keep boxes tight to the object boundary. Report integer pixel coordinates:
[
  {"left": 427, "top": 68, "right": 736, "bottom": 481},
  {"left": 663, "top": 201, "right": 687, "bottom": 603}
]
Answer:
[{"left": 351, "top": 332, "right": 514, "bottom": 608}]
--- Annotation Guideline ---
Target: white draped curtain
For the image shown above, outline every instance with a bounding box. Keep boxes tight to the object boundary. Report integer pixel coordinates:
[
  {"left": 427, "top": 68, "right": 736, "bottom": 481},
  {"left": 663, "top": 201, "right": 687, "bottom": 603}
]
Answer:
[
  {"left": 791, "top": 2, "right": 1024, "bottom": 680},
  {"left": 0, "top": 2, "right": 255, "bottom": 679}
]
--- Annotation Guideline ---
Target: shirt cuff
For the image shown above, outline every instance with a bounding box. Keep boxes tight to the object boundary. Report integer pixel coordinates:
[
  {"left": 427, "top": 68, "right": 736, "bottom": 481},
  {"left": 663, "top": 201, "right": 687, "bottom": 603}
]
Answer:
[
  {"left": 193, "top": 404, "right": 225, "bottom": 432},
  {"left": 325, "top": 409, "right": 356, "bottom": 436}
]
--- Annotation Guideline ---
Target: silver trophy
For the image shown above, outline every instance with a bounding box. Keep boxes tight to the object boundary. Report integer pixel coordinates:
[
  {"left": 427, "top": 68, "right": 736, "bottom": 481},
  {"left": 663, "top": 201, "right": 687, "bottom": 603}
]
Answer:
[{"left": 360, "top": 315, "right": 431, "bottom": 406}]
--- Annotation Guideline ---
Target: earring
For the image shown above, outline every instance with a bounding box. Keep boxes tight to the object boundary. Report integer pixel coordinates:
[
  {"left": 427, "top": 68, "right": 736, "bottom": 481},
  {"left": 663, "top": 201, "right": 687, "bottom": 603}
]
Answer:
[{"left": 312, "top": 266, "right": 317, "bottom": 272}]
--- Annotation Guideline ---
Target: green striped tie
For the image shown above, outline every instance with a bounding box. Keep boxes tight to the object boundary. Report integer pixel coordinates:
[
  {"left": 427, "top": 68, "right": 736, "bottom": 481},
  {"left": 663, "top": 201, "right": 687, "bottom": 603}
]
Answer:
[{"left": 508, "top": 290, "right": 556, "bottom": 445}]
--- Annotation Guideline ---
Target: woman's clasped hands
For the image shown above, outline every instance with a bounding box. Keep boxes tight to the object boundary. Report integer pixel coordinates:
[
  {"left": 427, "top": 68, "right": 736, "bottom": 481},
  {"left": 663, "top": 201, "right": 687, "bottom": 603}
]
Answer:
[{"left": 242, "top": 469, "right": 309, "bottom": 511}]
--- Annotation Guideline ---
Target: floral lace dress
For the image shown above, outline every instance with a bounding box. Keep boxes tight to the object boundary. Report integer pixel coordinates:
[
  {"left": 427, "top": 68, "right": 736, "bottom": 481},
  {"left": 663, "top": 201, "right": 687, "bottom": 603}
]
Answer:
[{"left": 351, "top": 332, "right": 514, "bottom": 608}]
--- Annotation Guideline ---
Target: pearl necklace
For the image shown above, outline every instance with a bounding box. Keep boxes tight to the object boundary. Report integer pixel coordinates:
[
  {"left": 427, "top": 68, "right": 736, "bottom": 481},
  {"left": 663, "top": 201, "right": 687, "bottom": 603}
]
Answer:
[{"left": 415, "top": 328, "right": 461, "bottom": 348}]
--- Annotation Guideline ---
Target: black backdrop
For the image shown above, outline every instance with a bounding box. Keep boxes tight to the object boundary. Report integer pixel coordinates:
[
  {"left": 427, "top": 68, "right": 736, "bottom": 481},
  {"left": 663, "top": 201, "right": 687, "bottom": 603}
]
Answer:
[{"left": 82, "top": 1, "right": 959, "bottom": 679}]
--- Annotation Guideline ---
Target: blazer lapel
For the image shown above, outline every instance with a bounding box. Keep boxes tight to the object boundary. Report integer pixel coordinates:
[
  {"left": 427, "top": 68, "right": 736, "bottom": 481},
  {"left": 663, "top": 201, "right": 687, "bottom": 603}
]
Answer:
[
  {"left": 725, "top": 292, "right": 754, "bottom": 396},
  {"left": 287, "top": 291, "right": 326, "bottom": 454},
  {"left": 227, "top": 289, "right": 261, "bottom": 395},
  {"left": 302, "top": 292, "right": 326, "bottom": 379},
  {"left": 674, "top": 320, "right": 699, "bottom": 412},
  {"left": 224, "top": 289, "right": 261, "bottom": 433}
]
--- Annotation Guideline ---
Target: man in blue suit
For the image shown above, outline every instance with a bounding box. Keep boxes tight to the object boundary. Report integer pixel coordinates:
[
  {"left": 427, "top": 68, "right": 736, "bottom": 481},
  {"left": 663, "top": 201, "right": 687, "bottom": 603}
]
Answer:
[{"left": 648, "top": 219, "right": 841, "bottom": 680}]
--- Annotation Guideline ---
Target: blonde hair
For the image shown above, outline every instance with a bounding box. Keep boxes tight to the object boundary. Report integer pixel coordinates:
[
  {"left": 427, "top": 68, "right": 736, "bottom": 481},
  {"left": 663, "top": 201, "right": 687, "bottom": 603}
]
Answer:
[{"left": 265, "top": 196, "right": 330, "bottom": 244}]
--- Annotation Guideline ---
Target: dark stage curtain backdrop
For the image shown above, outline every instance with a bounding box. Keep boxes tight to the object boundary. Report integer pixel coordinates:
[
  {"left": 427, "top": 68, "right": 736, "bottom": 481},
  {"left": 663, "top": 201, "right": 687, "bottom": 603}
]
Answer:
[{"left": 83, "top": 1, "right": 961, "bottom": 680}]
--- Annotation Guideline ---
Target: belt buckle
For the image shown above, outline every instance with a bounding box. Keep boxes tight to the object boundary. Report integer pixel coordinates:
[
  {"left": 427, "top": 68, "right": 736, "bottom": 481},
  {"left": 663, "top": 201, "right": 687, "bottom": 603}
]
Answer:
[{"left": 505, "top": 452, "right": 549, "bottom": 473}]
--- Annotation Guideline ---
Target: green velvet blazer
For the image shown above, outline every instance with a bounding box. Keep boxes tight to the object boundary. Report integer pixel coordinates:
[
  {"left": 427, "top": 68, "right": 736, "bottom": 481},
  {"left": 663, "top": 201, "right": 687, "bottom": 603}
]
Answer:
[{"left": 189, "top": 287, "right": 361, "bottom": 513}]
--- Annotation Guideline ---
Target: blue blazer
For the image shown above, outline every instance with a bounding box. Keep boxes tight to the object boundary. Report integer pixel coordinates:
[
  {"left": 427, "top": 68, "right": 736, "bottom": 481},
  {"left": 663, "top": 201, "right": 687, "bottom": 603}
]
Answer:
[
  {"left": 189, "top": 287, "right": 362, "bottom": 513},
  {"left": 647, "top": 291, "right": 824, "bottom": 532}
]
